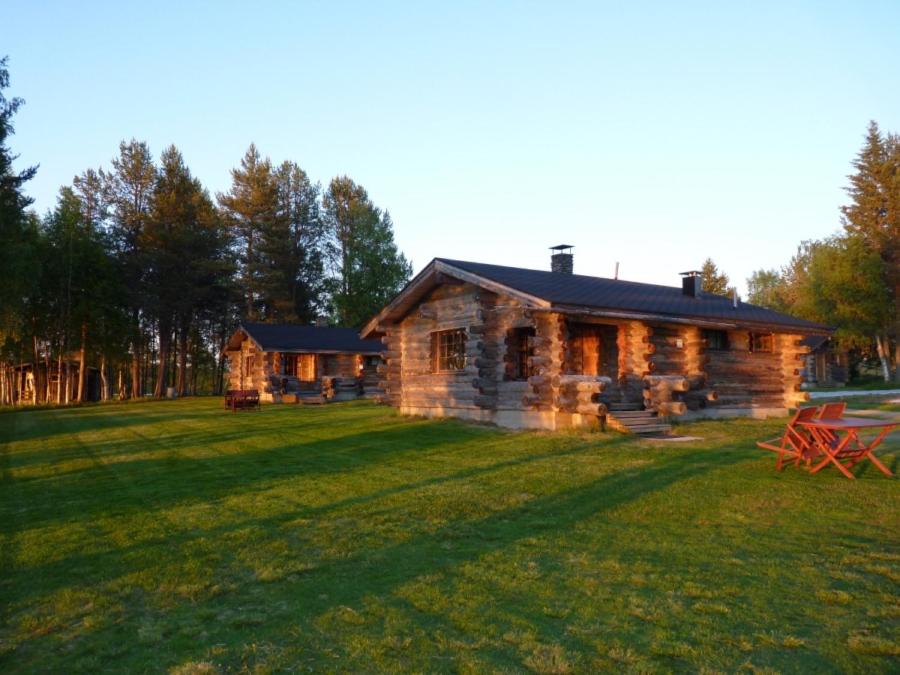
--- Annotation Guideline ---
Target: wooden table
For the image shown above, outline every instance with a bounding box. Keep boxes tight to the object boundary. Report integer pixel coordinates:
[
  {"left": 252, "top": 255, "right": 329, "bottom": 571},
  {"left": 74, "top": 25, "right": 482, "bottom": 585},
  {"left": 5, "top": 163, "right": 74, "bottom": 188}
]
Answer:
[{"left": 799, "top": 418, "right": 897, "bottom": 480}]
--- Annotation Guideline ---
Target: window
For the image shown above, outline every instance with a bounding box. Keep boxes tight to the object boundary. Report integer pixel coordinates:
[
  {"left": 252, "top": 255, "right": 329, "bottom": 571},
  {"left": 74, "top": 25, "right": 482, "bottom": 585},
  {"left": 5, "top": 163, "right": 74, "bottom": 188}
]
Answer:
[
  {"left": 703, "top": 329, "right": 729, "bottom": 351},
  {"left": 508, "top": 327, "right": 536, "bottom": 380},
  {"left": 750, "top": 333, "right": 773, "bottom": 353},
  {"left": 432, "top": 329, "right": 467, "bottom": 372},
  {"left": 283, "top": 354, "right": 296, "bottom": 376}
]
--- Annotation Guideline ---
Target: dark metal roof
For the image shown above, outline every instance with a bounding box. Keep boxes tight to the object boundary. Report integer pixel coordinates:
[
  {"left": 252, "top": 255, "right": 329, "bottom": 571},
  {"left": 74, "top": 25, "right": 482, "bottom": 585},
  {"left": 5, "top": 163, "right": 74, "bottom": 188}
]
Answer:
[
  {"left": 435, "top": 258, "right": 831, "bottom": 333},
  {"left": 239, "top": 323, "right": 385, "bottom": 354},
  {"left": 800, "top": 335, "right": 829, "bottom": 351}
]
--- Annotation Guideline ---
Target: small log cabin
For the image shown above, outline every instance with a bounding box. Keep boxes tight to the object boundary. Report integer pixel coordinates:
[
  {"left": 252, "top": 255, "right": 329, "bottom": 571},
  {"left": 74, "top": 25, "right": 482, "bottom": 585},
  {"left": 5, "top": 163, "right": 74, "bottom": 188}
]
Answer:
[
  {"left": 361, "top": 248, "right": 832, "bottom": 430},
  {"left": 800, "top": 335, "right": 848, "bottom": 388},
  {"left": 224, "top": 322, "right": 385, "bottom": 402},
  {"left": 8, "top": 360, "right": 101, "bottom": 405}
]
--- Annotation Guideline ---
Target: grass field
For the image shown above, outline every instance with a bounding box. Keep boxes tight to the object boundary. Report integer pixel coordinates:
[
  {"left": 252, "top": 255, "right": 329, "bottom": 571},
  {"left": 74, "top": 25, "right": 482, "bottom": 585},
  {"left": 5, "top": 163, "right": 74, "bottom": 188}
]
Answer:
[{"left": 1, "top": 399, "right": 898, "bottom": 673}]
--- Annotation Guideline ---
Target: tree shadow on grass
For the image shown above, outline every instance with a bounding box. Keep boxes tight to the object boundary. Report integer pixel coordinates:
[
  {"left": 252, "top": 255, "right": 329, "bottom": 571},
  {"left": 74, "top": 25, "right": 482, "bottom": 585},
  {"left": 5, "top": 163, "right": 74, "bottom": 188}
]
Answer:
[
  {"left": 2, "top": 434, "right": 621, "bottom": 607},
  {"left": 0, "top": 416, "right": 484, "bottom": 536},
  {"left": 5, "top": 443, "right": 749, "bottom": 672}
]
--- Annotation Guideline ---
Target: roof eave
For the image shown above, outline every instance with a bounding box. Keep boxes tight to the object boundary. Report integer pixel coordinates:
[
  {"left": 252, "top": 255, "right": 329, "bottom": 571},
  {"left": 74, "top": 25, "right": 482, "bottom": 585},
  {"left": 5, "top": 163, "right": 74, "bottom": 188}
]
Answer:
[
  {"left": 545, "top": 305, "right": 833, "bottom": 334},
  {"left": 361, "top": 259, "right": 552, "bottom": 338}
]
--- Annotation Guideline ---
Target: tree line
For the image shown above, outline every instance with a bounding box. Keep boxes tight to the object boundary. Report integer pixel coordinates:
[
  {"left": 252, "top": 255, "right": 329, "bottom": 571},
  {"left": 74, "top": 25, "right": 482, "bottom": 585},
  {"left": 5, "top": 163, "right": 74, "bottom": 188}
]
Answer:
[
  {"left": 0, "top": 57, "right": 411, "bottom": 405},
  {"left": 713, "top": 122, "right": 897, "bottom": 382}
]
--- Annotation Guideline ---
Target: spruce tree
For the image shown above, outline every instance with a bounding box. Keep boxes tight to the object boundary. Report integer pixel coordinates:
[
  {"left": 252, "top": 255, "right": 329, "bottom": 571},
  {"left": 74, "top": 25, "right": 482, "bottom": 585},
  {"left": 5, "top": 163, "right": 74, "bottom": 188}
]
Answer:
[
  {"left": 0, "top": 56, "right": 38, "bottom": 346},
  {"left": 700, "top": 258, "right": 730, "bottom": 296},
  {"left": 840, "top": 121, "right": 899, "bottom": 380}
]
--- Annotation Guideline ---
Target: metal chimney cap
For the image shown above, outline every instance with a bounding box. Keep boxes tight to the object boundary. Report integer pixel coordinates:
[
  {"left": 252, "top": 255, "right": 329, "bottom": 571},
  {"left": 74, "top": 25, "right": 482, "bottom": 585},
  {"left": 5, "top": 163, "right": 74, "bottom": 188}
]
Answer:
[
  {"left": 549, "top": 244, "right": 574, "bottom": 251},
  {"left": 679, "top": 270, "right": 702, "bottom": 277}
]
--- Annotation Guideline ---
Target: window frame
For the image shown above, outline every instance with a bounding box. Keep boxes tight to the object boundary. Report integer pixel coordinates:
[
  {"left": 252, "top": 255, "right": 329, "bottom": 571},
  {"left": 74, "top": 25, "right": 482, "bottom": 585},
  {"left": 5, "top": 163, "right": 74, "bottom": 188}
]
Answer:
[
  {"left": 508, "top": 326, "right": 536, "bottom": 380},
  {"left": 702, "top": 329, "right": 729, "bottom": 351},
  {"left": 749, "top": 332, "right": 774, "bottom": 353},
  {"left": 431, "top": 329, "right": 467, "bottom": 373}
]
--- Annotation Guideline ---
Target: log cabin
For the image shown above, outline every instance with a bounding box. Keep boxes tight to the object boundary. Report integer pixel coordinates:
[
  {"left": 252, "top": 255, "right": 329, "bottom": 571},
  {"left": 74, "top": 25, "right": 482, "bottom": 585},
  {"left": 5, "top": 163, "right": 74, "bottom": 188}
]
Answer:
[
  {"left": 361, "top": 247, "right": 832, "bottom": 432},
  {"left": 8, "top": 360, "right": 101, "bottom": 405},
  {"left": 800, "top": 335, "right": 848, "bottom": 389},
  {"left": 224, "top": 322, "right": 385, "bottom": 402}
]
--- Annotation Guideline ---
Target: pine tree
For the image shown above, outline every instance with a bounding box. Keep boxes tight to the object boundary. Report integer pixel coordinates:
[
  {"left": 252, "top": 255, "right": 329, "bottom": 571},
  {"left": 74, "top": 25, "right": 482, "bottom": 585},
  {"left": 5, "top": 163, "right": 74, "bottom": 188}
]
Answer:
[
  {"left": 218, "top": 144, "right": 277, "bottom": 321},
  {"left": 255, "top": 161, "right": 325, "bottom": 322},
  {"left": 700, "top": 258, "right": 730, "bottom": 296},
  {"left": 146, "top": 145, "right": 225, "bottom": 396},
  {"left": 107, "top": 139, "right": 156, "bottom": 397},
  {"left": 323, "top": 176, "right": 411, "bottom": 327},
  {"left": 0, "top": 56, "right": 38, "bottom": 354}
]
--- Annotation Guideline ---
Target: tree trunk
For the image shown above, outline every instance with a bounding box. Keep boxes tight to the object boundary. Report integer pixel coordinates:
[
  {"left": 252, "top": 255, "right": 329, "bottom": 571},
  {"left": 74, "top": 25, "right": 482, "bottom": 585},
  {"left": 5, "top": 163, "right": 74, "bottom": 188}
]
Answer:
[
  {"left": 155, "top": 321, "right": 171, "bottom": 398},
  {"left": 875, "top": 334, "right": 891, "bottom": 382},
  {"left": 117, "top": 367, "right": 123, "bottom": 400},
  {"left": 56, "top": 352, "right": 63, "bottom": 404},
  {"left": 130, "top": 338, "right": 141, "bottom": 399},
  {"left": 32, "top": 334, "right": 40, "bottom": 405},
  {"left": 45, "top": 348, "right": 52, "bottom": 404},
  {"left": 100, "top": 354, "right": 108, "bottom": 401},
  {"left": 176, "top": 326, "right": 188, "bottom": 397},
  {"left": 76, "top": 322, "right": 87, "bottom": 403},
  {"left": 63, "top": 360, "right": 70, "bottom": 405},
  {"left": 893, "top": 339, "right": 900, "bottom": 383}
]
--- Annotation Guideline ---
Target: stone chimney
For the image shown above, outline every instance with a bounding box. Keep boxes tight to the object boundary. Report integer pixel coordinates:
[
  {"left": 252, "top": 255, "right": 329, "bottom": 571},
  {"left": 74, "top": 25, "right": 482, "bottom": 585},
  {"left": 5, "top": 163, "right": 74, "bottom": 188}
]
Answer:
[
  {"left": 550, "top": 244, "right": 574, "bottom": 274},
  {"left": 679, "top": 270, "right": 702, "bottom": 297}
]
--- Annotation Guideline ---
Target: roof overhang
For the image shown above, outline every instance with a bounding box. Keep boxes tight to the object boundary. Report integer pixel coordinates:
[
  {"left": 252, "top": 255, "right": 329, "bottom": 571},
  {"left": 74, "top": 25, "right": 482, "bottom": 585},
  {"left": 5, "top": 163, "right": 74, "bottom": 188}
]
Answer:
[
  {"left": 360, "top": 258, "right": 551, "bottom": 337},
  {"left": 544, "top": 305, "right": 833, "bottom": 335},
  {"left": 223, "top": 326, "right": 262, "bottom": 353}
]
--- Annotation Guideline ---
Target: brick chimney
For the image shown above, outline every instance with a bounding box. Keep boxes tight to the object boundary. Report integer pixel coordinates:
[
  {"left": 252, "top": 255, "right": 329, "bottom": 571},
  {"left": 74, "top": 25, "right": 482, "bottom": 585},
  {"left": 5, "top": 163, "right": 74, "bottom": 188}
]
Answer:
[
  {"left": 679, "top": 270, "right": 701, "bottom": 297},
  {"left": 550, "top": 244, "right": 574, "bottom": 274}
]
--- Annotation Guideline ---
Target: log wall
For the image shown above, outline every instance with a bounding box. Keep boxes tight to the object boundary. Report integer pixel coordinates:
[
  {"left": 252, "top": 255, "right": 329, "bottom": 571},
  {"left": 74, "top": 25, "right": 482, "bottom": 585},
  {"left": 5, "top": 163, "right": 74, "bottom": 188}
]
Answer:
[
  {"left": 397, "top": 283, "right": 482, "bottom": 411},
  {"left": 373, "top": 280, "right": 815, "bottom": 427}
]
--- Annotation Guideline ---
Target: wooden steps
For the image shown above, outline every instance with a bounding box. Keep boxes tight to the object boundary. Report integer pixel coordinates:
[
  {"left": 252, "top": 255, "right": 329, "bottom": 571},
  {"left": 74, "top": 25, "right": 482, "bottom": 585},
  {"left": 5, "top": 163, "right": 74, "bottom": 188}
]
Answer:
[{"left": 606, "top": 405, "right": 673, "bottom": 436}]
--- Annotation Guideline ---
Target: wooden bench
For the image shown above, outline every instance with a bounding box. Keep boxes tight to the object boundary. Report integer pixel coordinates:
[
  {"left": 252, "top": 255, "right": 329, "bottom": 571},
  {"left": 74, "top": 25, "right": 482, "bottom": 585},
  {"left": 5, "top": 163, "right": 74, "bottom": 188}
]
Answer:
[{"left": 224, "top": 389, "right": 260, "bottom": 412}]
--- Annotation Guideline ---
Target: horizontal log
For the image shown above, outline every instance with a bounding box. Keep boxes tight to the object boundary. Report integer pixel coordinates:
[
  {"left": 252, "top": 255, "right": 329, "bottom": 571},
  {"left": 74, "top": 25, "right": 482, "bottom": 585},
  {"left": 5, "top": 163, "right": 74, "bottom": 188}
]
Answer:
[
  {"left": 644, "top": 376, "right": 689, "bottom": 391},
  {"left": 573, "top": 402, "right": 608, "bottom": 416},
  {"left": 656, "top": 401, "right": 687, "bottom": 416}
]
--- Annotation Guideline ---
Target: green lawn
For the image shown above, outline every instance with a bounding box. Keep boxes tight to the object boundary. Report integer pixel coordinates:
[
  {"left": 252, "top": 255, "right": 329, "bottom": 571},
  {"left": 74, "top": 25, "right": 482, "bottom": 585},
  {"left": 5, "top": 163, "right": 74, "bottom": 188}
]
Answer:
[{"left": 1, "top": 400, "right": 898, "bottom": 673}]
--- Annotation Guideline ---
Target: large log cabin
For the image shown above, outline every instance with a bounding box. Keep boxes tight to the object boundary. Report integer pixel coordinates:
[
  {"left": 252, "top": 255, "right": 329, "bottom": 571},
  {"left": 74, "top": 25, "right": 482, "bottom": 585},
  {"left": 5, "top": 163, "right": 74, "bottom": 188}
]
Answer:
[
  {"left": 361, "top": 247, "right": 831, "bottom": 431},
  {"left": 224, "top": 323, "right": 385, "bottom": 402}
]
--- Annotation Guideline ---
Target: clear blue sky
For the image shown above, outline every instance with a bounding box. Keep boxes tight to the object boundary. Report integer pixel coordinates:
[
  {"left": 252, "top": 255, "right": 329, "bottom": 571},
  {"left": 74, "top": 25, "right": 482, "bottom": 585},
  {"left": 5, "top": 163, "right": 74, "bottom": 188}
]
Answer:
[{"left": 5, "top": 1, "right": 900, "bottom": 294}]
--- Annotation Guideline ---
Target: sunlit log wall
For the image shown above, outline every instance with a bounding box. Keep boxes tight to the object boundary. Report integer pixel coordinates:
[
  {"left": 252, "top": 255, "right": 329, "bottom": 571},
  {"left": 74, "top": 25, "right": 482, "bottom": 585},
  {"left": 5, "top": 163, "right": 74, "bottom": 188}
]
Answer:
[{"left": 373, "top": 282, "right": 812, "bottom": 428}]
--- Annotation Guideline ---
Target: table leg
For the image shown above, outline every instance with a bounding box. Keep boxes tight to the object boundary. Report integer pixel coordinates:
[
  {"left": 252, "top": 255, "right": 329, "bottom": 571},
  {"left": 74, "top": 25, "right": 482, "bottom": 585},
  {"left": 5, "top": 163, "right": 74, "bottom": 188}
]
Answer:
[
  {"left": 861, "top": 427, "right": 895, "bottom": 477},
  {"left": 810, "top": 429, "right": 856, "bottom": 479}
]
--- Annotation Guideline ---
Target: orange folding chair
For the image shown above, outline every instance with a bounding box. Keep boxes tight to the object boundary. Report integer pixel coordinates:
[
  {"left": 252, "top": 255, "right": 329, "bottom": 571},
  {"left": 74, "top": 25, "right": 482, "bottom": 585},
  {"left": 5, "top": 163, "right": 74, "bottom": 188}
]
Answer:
[
  {"left": 816, "top": 402, "right": 848, "bottom": 448},
  {"left": 756, "top": 406, "right": 820, "bottom": 471}
]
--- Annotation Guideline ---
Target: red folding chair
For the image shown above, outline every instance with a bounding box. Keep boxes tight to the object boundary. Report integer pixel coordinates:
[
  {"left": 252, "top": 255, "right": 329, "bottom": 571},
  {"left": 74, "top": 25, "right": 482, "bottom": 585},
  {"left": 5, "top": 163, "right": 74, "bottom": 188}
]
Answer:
[
  {"left": 757, "top": 406, "right": 820, "bottom": 471},
  {"left": 816, "top": 402, "right": 848, "bottom": 449}
]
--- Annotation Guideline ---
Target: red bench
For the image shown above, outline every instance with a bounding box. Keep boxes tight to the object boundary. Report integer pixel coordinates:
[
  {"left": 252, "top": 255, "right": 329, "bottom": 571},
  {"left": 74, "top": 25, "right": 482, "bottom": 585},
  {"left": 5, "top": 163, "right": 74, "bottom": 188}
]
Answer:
[{"left": 224, "top": 389, "right": 260, "bottom": 412}]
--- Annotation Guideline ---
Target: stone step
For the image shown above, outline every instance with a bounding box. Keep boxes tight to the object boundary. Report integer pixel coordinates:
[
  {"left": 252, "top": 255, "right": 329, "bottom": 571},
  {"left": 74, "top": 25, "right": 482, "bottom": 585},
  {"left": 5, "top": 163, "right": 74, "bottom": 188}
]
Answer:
[
  {"left": 627, "top": 424, "right": 673, "bottom": 434},
  {"left": 607, "top": 410, "right": 672, "bottom": 436},
  {"left": 608, "top": 403, "right": 644, "bottom": 411}
]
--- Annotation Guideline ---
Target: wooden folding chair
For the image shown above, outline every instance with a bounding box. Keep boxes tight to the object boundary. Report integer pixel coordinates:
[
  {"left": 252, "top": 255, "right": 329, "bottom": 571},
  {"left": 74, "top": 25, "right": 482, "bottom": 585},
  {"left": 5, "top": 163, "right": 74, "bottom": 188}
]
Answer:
[
  {"left": 757, "top": 406, "right": 820, "bottom": 471},
  {"left": 816, "top": 402, "right": 848, "bottom": 448}
]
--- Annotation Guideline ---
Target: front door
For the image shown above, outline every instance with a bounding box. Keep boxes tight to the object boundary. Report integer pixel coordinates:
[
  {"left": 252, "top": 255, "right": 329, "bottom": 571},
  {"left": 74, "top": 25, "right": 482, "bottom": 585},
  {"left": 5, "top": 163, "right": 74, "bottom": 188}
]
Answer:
[{"left": 567, "top": 324, "right": 618, "bottom": 378}]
